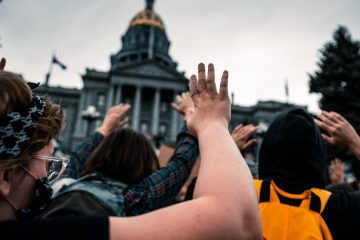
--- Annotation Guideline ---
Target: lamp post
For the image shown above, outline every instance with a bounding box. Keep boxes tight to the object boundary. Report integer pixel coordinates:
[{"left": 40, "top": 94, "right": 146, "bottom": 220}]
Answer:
[{"left": 82, "top": 105, "right": 101, "bottom": 137}]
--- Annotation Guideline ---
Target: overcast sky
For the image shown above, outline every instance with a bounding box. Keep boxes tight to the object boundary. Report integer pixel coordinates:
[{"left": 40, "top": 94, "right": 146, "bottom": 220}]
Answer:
[{"left": 1, "top": 0, "right": 360, "bottom": 112}]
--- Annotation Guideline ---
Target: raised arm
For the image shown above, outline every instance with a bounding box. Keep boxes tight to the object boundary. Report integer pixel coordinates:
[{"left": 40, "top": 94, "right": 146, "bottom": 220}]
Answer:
[
  {"left": 315, "top": 111, "right": 360, "bottom": 160},
  {"left": 110, "top": 63, "right": 262, "bottom": 239},
  {"left": 65, "top": 104, "right": 130, "bottom": 178},
  {"left": 231, "top": 123, "right": 258, "bottom": 151},
  {"left": 124, "top": 123, "right": 199, "bottom": 216},
  {"left": 125, "top": 93, "right": 198, "bottom": 215}
]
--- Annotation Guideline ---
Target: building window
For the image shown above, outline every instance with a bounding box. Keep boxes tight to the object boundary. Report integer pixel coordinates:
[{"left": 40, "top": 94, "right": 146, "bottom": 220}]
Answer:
[
  {"left": 159, "top": 123, "right": 167, "bottom": 136},
  {"left": 97, "top": 93, "right": 105, "bottom": 108},
  {"left": 160, "top": 102, "right": 167, "bottom": 113},
  {"left": 140, "top": 122, "right": 149, "bottom": 133}
]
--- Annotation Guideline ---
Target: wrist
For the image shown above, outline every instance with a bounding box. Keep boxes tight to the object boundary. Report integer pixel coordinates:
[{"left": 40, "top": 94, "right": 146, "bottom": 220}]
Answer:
[
  {"left": 348, "top": 135, "right": 360, "bottom": 153},
  {"left": 97, "top": 126, "right": 110, "bottom": 136},
  {"left": 196, "top": 121, "right": 228, "bottom": 138}
]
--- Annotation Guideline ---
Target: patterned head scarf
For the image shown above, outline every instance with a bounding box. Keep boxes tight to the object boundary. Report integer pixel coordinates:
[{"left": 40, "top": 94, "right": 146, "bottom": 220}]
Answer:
[{"left": 0, "top": 94, "right": 46, "bottom": 159}]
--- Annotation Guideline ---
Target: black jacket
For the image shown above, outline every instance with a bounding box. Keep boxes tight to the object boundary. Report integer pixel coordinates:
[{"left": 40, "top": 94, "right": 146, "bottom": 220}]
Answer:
[{"left": 258, "top": 108, "right": 360, "bottom": 239}]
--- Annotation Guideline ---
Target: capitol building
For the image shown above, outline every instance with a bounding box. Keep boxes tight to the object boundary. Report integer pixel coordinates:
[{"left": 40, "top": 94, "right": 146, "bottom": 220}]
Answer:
[{"left": 36, "top": 0, "right": 300, "bottom": 152}]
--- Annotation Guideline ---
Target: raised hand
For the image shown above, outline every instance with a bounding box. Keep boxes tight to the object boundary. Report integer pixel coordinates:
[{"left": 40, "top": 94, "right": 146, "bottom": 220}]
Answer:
[
  {"left": 170, "top": 92, "right": 194, "bottom": 122},
  {"left": 186, "top": 63, "right": 231, "bottom": 136},
  {"left": 0, "top": 58, "right": 6, "bottom": 71},
  {"left": 231, "top": 124, "right": 258, "bottom": 151},
  {"left": 315, "top": 111, "right": 360, "bottom": 160},
  {"left": 329, "top": 158, "right": 345, "bottom": 184},
  {"left": 97, "top": 103, "right": 131, "bottom": 136},
  {"left": 315, "top": 111, "right": 360, "bottom": 148}
]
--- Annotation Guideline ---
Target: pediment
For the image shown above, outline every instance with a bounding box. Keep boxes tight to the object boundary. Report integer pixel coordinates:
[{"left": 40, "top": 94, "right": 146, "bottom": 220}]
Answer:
[{"left": 114, "top": 61, "right": 184, "bottom": 80}]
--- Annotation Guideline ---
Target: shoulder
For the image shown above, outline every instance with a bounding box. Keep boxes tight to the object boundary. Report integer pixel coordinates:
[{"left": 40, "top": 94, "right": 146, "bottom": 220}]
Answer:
[{"left": 322, "top": 190, "right": 360, "bottom": 239}]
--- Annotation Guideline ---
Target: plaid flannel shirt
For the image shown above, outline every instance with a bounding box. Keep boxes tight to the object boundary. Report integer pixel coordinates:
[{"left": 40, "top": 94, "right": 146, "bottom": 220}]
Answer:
[{"left": 63, "top": 124, "right": 199, "bottom": 216}]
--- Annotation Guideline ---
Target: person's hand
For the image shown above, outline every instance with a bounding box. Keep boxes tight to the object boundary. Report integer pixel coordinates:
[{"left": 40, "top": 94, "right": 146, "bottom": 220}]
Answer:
[
  {"left": 186, "top": 63, "right": 231, "bottom": 136},
  {"left": 97, "top": 103, "right": 131, "bottom": 136},
  {"left": 170, "top": 92, "right": 194, "bottom": 122},
  {"left": 329, "top": 158, "right": 345, "bottom": 184},
  {"left": 231, "top": 124, "right": 258, "bottom": 151},
  {"left": 0, "top": 58, "right": 6, "bottom": 71},
  {"left": 315, "top": 111, "right": 360, "bottom": 150}
]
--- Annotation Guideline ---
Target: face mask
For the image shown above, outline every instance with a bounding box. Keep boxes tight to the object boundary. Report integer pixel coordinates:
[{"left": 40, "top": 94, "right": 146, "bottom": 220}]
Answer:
[{"left": 16, "top": 168, "right": 53, "bottom": 221}]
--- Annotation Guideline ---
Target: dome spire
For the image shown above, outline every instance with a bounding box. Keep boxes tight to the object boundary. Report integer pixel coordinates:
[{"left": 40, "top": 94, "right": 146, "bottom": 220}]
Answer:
[{"left": 146, "top": 0, "right": 155, "bottom": 10}]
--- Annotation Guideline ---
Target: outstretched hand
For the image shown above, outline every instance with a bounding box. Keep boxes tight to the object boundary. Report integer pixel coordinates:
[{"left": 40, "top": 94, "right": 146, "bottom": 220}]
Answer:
[
  {"left": 231, "top": 124, "right": 258, "bottom": 151},
  {"left": 315, "top": 111, "right": 360, "bottom": 149},
  {"left": 0, "top": 58, "right": 6, "bottom": 71},
  {"left": 170, "top": 92, "right": 194, "bottom": 122},
  {"left": 186, "top": 63, "right": 231, "bottom": 136},
  {"left": 329, "top": 158, "right": 345, "bottom": 184},
  {"left": 97, "top": 103, "right": 131, "bottom": 136}
]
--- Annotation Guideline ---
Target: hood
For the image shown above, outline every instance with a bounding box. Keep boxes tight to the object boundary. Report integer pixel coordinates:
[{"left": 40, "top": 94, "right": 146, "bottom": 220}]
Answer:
[{"left": 258, "top": 108, "right": 328, "bottom": 192}]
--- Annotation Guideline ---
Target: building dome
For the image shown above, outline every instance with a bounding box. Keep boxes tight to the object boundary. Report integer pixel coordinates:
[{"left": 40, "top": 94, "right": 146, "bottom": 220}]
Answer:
[
  {"left": 111, "top": 0, "right": 177, "bottom": 70},
  {"left": 130, "top": 9, "right": 165, "bottom": 30}
]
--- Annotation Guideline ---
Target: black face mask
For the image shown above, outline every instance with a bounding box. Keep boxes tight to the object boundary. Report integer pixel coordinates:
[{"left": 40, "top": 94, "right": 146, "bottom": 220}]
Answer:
[{"left": 16, "top": 177, "right": 53, "bottom": 221}]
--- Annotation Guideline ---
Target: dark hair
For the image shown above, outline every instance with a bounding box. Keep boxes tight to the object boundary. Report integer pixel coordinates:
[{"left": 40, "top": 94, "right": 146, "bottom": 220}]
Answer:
[
  {"left": 82, "top": 128, "right": 160, "bottom": 185},
  {"left": 0, "top": 71, "right": 64, "bottom": 168}
]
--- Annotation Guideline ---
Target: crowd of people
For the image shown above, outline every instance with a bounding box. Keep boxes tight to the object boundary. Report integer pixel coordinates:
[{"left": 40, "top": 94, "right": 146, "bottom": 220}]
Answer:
[{"left": 1, "top": 56, "right": 360, "bottom": 239}]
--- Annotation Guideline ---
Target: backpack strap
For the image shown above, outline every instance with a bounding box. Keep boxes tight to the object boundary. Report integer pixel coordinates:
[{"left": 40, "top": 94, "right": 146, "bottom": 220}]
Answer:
[
  {"left": 254, "top": 179, "right": 278, "bottom": 203},
  {"left": 260, "top": 179, "right": 271, "bottom": 202},
  {"left": 255, "top": 179, "right": 332, "bottom": 212},
  {"left": 310, "top": 188, "right": 332, "bottom": 213}
]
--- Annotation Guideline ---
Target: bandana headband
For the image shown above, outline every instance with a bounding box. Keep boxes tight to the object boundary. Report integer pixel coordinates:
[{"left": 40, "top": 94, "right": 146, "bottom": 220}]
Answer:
[{"left": 0, "top": 94, "right": 46, "bottom": 159}]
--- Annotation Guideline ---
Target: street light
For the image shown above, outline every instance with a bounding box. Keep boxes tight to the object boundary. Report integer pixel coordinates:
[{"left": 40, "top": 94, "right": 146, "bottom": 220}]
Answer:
[{"left": 82, "top": 105, "right": 101, "bottom": 137}]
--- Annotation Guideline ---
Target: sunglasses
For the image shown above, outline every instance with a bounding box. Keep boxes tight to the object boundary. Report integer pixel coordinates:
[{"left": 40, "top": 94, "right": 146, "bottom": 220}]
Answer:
[{"left": 34, "top": 155, "right": 69, "bottom": 184}]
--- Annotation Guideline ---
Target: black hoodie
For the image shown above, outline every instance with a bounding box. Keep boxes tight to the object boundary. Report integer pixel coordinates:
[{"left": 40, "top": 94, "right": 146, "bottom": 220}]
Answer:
[
  {"left": 258, "top": 107, "right": 360, "bottom": 239},
  {"left": 258, "top": 107, "right": 328, "bottom": 193}
]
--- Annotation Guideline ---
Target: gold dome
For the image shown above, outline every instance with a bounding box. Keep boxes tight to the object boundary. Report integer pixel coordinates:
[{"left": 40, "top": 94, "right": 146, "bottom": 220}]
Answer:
[{"left": 130, "top": 10, "right": 165, "bottom": 29}]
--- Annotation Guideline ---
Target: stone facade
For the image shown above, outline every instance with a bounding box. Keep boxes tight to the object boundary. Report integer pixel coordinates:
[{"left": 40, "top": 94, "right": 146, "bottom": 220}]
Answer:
[{"left": 35, "top": 1, "right": 304, "bottom": 154}]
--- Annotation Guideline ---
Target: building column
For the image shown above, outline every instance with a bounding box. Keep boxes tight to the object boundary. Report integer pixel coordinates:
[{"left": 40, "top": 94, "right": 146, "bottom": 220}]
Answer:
[
  {"left": 170, "top": 90, "right": 179, "bottom": 140},
  {"left": 115, "top": 84, "right": 122, "bottom": 104},
  {"left": 151, "top": 88, "right": 161, "bottom": 135},
  {"left": 74, "top": 89, "right": 87, "bottom": 137},
  {"left": 132, "top": 86, "right": 142, "bottom": 130},
  {"left": 106, "top": 86, "right": 115, "bottom": 110}
]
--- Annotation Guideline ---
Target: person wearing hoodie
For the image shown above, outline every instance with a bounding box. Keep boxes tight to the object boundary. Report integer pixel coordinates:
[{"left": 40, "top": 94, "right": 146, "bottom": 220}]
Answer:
[{"left": 257, "top": 107, "right": 360, "bottom": 239}]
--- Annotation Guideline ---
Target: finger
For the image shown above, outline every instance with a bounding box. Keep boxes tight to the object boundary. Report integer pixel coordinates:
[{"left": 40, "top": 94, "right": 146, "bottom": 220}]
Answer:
[
  {"left": 170, "top": 103, "right": 180, "bottom": 111},
  {"left": 331, "top": 111, "right": 346, "bottom": 123},
  {"left": 318, "top": 111, "right": 336, "bottom": 127},
  {"left": 247, "top": 125, "right": 258, "bottom": 135},
  {"left": 197, "top": 63, "right": 207, "bottom": 93},
  {"left": 176, "top": 95, "right": 183, "bottom": 103},
  {"left": 119, "top": 118, "right": 129, "bottom": 127},
  {"left": 314, "top": 118, "right": 331, "bottom": 132},
  {"left": 189, "top": 74, "right": 201, "bottom": 104},
  {"left": 0, "top": 58, "right": 6, "bottom": 71},
  {"left": 322, "top": 133, "right": 334, "bottom": 145},
  {"left": 206, "top": 63, "right": 217, "bottom": 95},
  {"left": 243, "top": 139, "right": 257, "bottom": 150},
  {"left": 233, "top": 124, "right": 243, "bottom": 132},
  {"left": 118, "top": 104, "right": 131, "bottom": 114},
  {"left": 323, "top": 111, "right": 339, "bottom": 124},
  {"left": 219, "top": 70, "right": 229, "bottom": 100}
]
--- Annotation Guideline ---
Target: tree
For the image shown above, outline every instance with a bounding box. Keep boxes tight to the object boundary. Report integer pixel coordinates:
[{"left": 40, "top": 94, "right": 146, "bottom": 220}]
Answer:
[{"left": 309, "top": 26, "right": 360, "bottom": 176}]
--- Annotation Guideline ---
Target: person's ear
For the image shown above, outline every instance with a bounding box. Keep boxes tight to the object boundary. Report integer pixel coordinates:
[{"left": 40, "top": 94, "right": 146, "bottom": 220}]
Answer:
[{"left": 0, "top": 169, "right": 11, "bottom": 197}]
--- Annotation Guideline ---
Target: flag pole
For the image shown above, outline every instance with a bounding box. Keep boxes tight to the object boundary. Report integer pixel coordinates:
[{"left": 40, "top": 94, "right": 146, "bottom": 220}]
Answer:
[{"left": 45, "top": 51, "right": 55, "bottom": 87}]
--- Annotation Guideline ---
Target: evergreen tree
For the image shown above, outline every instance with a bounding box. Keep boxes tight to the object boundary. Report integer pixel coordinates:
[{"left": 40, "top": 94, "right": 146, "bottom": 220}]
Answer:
[
  {"left": 309, "top": 25, "right": 360, "bottom": 133},
  {"left": 309, "top": 25, "right": 360, "bottom": 177}
]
